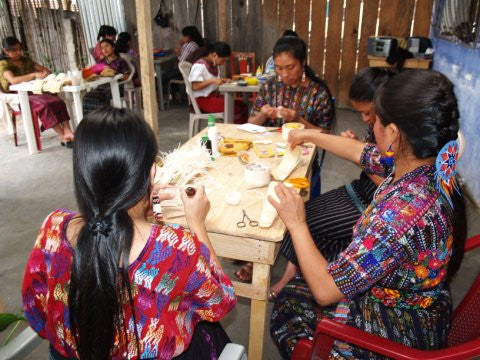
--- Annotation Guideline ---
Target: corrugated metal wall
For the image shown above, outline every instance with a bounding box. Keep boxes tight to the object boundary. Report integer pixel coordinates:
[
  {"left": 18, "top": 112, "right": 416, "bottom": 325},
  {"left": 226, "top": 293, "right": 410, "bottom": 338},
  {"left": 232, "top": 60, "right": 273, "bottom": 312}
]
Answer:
[{"left": 76, "top": 0, "right": 126, "bottom": 50}]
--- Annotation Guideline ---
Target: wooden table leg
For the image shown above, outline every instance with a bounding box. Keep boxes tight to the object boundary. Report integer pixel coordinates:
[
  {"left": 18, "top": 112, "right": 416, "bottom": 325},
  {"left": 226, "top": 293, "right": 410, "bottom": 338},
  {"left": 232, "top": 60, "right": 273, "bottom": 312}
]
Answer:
[
  {"left": 224, "top": 92, "right": 234, "bottom": 124},
  {"left": 248, "top": 262, "right": 270, "bottom": 360}
]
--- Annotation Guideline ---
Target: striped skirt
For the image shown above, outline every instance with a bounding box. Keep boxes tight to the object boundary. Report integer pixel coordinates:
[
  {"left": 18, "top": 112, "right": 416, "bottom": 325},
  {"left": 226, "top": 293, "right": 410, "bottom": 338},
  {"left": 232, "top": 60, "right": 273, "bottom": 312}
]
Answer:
[{"left": 280, "top": 175, "right": 377, "bottom": 264}]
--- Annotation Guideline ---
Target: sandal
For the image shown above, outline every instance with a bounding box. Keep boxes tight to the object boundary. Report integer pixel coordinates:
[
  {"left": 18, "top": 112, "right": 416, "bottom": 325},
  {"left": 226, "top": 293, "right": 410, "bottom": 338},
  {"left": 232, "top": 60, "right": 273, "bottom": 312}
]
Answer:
[{"left": 234, "top": 262, "right": 253, "bottom": 283}]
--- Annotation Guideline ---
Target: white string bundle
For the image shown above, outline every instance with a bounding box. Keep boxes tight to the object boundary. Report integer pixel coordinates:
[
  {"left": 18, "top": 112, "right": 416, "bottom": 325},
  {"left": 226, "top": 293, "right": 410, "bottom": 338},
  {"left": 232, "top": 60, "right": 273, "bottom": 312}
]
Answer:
[{"left": 155, "top": 143, "right": 214, "bottom": 185}]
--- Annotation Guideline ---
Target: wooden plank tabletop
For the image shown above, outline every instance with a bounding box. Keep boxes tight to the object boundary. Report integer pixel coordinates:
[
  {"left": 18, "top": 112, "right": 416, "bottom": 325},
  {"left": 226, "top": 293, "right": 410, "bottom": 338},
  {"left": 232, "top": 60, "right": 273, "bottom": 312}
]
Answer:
[{"left": 162, "top": 123, "right": 316, "bottom": 242}]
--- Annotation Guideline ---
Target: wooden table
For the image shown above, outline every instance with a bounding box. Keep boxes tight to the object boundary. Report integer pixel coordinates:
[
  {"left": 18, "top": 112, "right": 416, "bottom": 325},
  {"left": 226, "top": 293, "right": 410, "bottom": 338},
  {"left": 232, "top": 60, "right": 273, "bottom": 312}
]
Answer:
[
  {"left": 219, "top": 83, "right": 260, "bottom": 123},
  {"left": 154, "top": 53, "right": 177, "bottom": 111},
  {"left": 10, "top": 75, "right": 122, "bottom": 154},
  {"left": 162, "top": 124, "right": 315, "bottom": 359}
]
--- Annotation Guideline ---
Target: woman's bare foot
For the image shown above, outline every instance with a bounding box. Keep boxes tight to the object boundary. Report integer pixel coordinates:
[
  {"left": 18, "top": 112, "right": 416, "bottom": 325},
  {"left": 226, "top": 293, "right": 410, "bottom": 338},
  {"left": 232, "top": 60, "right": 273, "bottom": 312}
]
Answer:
[
  {"left": 234, "top": 261, "right": 253, "bottom": 282},
  {"left": 269, "top": 261, "right": 298, "bottom": 301}
]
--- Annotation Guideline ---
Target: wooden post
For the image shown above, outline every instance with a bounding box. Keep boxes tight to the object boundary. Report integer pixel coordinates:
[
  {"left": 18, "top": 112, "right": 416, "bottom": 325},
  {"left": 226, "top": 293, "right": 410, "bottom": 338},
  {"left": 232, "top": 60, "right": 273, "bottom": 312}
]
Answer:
[
  {"left": 218, "top": 0, "right": 227, "bottom": 41},
  {"left": 135, "top": 0, "right": 159, "bottom": 137}
]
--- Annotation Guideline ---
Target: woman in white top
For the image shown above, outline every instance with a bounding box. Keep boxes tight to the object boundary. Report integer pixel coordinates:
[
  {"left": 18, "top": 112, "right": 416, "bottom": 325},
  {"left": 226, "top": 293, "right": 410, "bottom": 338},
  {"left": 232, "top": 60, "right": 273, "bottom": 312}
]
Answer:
[{"left": 188, "top": 42, "right": 248, "bottom": 124}]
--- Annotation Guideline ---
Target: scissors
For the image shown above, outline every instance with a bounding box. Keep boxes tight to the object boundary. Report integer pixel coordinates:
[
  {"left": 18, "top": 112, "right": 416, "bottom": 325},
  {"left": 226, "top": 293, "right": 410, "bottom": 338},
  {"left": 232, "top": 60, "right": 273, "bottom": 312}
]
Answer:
[{"left": 237, "top": 209, "right": 258, "bottom": 228}]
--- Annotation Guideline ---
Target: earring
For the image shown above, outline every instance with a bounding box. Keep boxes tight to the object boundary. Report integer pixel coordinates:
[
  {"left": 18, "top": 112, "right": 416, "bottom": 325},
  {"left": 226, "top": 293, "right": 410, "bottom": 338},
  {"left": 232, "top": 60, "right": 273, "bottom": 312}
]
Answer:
[
  {"left": 381, "top": 144, "right": 395, "bottom": 167},
  {"left": 302, "top": 71, "right": 306, "bottom": 83}
]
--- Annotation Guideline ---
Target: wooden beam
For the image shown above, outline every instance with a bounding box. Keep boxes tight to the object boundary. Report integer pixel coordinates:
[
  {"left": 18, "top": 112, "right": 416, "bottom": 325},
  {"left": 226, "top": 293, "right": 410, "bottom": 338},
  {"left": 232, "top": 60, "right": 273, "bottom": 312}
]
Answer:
[
  {"left": 218, "top": 0, "right": 227, "bottom": 41},
  {"left": 135, "top": 0, "right": 158, "bottom": 136}
]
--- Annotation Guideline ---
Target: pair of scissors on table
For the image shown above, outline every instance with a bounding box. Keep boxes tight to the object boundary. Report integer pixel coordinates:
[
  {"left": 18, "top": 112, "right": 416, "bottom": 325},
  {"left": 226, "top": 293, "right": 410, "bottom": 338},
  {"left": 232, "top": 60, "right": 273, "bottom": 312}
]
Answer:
[{"left": 237, "top": 209, "right": 258, "bottom": 228}]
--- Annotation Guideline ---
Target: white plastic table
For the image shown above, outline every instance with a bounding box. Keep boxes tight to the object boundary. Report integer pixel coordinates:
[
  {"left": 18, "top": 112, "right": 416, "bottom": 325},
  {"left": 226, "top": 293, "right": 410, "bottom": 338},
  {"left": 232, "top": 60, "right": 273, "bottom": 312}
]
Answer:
[
  {"left": 10, "top": 75, "right": 122, "bottom": 155},
  {"left": 219, "top": 83, "right": 260, "bottom": 123}
]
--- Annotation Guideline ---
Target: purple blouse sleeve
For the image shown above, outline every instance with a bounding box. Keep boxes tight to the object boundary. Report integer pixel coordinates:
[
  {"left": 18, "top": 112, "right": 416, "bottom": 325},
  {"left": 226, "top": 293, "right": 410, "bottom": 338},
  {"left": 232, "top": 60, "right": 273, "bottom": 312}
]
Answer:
[{"left": 360, "top": 143, "right": 392, "bottom": 178}]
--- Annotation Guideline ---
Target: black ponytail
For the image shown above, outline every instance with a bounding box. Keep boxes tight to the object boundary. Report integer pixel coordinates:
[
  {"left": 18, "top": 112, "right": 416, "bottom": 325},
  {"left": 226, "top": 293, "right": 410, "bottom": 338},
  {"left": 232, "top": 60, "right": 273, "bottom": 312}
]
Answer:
[
  {"left": 349, "top": 67, "right": 395, "bottom": 103},
  {"left": 273, "top": 36, "right": 336, "bottom": 125},
  {"left": 69, "top": 107, "right": 157, "bottom": 358},
  {"left": 374, "top": 69, "right": 466, "bottom": 281}
]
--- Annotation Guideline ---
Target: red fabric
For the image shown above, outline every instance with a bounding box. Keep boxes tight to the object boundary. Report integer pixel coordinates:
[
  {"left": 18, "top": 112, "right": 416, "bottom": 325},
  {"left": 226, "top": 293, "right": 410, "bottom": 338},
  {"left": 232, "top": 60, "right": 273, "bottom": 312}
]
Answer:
[
  {"left": 196, "top": 92, "right": 248, "bottom": 124},
  {"left": 28, "top": 94, "right": 69, "bottom": 130},
  {"left": 22, "top": 209, "right": 236, "bottom": 359}
]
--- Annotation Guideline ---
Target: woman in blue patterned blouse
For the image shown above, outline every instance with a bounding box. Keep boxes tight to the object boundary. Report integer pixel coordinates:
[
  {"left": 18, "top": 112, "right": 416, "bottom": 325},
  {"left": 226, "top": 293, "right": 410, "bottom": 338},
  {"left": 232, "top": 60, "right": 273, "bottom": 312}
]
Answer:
[{"left": 269, "top": 69, "right": 467, "bottom": 359}]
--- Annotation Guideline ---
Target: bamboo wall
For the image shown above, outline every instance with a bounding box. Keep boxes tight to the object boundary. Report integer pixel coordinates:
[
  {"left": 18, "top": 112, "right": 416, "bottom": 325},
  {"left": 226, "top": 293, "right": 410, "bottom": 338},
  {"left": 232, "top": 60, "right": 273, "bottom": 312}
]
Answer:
[{"left": 141, "top": 0, "right": 433, "bottom": 108}]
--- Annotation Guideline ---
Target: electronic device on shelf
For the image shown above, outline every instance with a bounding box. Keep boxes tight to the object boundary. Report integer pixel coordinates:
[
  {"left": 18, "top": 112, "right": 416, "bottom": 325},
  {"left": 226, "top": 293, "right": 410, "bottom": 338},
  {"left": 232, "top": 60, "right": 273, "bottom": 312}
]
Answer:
[{"left": 367, "top": 36, "right": 398, "bottom": 57}]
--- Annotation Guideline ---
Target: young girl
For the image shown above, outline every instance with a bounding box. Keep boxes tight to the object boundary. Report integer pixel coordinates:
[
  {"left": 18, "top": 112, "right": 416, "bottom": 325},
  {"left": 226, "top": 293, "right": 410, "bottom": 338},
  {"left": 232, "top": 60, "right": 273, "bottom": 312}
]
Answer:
[
  {"left": 22, "top": 107, "right": 236, "bottom": 359},
  {"left": 0, "top": 36, "right": 74, "bottom": 147},
  {"left": 188, "top": 41, "right": 248, "bottom": 124},
  {"left": 92, "top": 25, "right": 117, "bottom": 63}
]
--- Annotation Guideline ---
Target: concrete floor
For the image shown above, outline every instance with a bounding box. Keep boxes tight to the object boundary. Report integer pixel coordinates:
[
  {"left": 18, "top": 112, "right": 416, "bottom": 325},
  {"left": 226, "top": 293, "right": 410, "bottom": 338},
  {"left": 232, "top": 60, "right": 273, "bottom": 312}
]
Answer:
[{"left": 1, "top": 104, "right": 479, "bottom": 359}]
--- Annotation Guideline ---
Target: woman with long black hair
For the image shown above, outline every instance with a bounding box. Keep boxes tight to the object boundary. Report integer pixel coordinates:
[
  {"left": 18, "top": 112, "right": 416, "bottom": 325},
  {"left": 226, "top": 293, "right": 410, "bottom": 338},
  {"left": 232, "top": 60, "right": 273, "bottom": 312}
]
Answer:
[{"left": 22, "top": 107, "right": 236, "bottom": 359}]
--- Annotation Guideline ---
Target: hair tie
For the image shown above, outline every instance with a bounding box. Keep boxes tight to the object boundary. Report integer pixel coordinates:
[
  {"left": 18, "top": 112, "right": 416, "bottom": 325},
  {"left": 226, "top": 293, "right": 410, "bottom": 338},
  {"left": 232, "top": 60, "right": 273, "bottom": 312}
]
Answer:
[
  {"left": 435, "top": 136, "right": 463, "bottom": 208},
  {"left": 88, "top": 216, "right": 112, "bottom": 237}
]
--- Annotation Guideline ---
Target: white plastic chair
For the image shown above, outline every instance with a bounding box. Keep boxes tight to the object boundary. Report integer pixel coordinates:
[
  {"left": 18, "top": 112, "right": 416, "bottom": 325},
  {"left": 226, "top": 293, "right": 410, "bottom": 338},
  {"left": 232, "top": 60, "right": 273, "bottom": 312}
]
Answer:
[
  {"left": 0, "top": 327, "right": 246, "bottom": 360},
  {"left": 119, "top": 53, "right": 142, "bottom": 113},
  {"left": 178, "top": 61, "right": 224, "bottom": 138},
  {"left": 0, "top": 326, "right": 43, "bottom": 360}
]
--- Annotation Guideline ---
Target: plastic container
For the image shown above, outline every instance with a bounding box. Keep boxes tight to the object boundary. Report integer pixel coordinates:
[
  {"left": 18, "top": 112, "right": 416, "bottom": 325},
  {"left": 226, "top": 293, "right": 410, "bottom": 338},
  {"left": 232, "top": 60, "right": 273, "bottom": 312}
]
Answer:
[{"left": 207, "top": 115, "right": 220, "bottom": 158}]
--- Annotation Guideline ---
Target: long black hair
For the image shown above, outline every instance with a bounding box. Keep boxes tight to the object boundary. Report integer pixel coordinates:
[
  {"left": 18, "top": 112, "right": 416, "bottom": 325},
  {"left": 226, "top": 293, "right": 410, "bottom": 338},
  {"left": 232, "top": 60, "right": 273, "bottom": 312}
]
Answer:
[
  {"left": 181, "top": 26, "right": 204, "bottom": 47},
  {"left": 349, "top": 67, "right": 395, "bottom": 103},
  {"left": 97, "top": 25, "right": 117, "bottom": 41},
  {"left": 1, "top": 36, "right": 21, "bottom": 60},
  {"left": 273, "top": 36, "right": 336, "bottom": 124},
  {"left": 206, "top": 41, "right": 231, "bottom": 58},
  {"left": 69, "top": 107, "right": 157, "bottom": 359},
  {"left": 374, "top": 69, "right": 466, "bottom": 281}
]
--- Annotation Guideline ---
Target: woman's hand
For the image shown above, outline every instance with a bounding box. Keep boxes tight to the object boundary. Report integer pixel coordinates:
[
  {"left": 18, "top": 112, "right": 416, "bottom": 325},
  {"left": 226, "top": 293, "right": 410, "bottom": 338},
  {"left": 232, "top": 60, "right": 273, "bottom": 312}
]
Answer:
[
  {"left": 278, "top": 107, "right": 298, "bottom": 122},
  {"left": 340, "top": 129, "right": 359, "bottom": 140},
  {"left": 181, "top": 185, "right": 210, "bottom": 232},
  {"left": 211, "top": 78, "right": 224, "bottom": 86},
  {"left": 288, "top": 129, "right": 307, "bottom": 149},
  {"left": 260, "top": 104, "right": 277, "bottom": 119},
  {"left": 34, "top": 71, "right": 48, "bottom": 79},
  {"left": 146, "top": 183, "right": 175, "bottom": 218},
  {"left": 268, "top": 183, "right": 306, "bottom": 231}
]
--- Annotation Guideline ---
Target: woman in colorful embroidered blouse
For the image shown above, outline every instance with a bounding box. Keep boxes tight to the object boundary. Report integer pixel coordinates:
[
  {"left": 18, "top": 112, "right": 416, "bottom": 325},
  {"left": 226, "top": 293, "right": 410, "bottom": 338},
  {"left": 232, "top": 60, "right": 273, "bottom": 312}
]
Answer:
[
  {"left": 188, "top": 41, "right": 248, "bottom": 124},
  {"left": 249, "top": 36, "right": 335, "bottom": 132},
  {"left": 269, "top": 70, "right": 466, "bottom": 359},
  {"left": 0, "top": 36, "right": 74, "bottom": 146},
  {"left": 22, "top": 108, "right": 236, "bottom": 359}
]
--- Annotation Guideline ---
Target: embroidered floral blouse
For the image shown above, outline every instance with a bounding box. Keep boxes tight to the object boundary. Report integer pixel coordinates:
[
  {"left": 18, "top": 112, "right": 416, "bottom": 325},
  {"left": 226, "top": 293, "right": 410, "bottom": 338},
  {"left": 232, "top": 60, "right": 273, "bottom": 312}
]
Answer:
[
  {"left": 326, "top": 143, "right": 455, "bottom": 356},
  {"left": 22, "top": 209, "right": 236, "bottom": 359},
  {"left": 250, "top": 76, "right": 333, "bottom": 130}
]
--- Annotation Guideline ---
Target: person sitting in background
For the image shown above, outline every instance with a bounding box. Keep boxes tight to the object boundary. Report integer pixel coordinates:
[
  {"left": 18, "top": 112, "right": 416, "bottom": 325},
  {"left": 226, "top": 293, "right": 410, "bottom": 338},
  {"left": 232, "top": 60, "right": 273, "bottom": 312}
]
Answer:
[
  {"left": 117, "top": 31, "right": 138, "bottom": 58},
  {"left": 268, "top": 67, "right": 393, "bottom": 301},
  {"left": 188, "top": 41, "right": 248, "bottom": 124},
  {"left": 22, "top": 107, "right": 236, "bottom": 360},
  {"left": 249, "top": 36, "right": 334, "bottom": 131},
  {"left": 176, "top": 26, "right": 204, "bottom": 62},
  {"left": 92, "top": 25, "right": 117, "bottom": 63},
  {"left": 99, "top": 39, "right": 130, "bottom": 81},
  {"left": 265, "top": 29, "right": 298, "bottom": 74},
  {"left": 82, "top": 39, "right": 130, "bottom": 115},
  {"left": 116, "top": 36, "right": 141, "bottom": 88},
  {"left": 270, "top": 69, "right": 466, "bottom": 359},
  {"left": 0, "top": 36, "right": 74, "bottom": 147}
]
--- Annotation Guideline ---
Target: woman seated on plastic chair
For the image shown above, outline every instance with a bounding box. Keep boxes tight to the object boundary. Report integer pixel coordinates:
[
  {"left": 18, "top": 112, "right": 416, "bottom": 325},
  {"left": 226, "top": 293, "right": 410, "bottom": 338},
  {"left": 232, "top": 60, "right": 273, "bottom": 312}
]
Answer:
[
  {"left": 0, "top": 36, "right": 74, "bottom": 147},
  {"left": 188, "top": 41, "right": 248, "bottom": 124},
  {"left": 22, "top": 107, "right": 236, "bottom": 359},
  {"left": 82, "top": 39, "right": 130, "bottom": 116},
  {"left": 268, "top": 70, "right": 467, "bottom": 359}
]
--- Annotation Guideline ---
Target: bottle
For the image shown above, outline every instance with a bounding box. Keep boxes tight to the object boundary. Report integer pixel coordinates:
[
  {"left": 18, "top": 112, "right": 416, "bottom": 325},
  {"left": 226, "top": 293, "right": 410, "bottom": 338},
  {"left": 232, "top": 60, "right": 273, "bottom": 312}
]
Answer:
[
  {"left": 207, "top": 115, "right": 220, "bottom": 159},
  {"left": 256, "top": 65, "right": 262, "bottom": 77}
]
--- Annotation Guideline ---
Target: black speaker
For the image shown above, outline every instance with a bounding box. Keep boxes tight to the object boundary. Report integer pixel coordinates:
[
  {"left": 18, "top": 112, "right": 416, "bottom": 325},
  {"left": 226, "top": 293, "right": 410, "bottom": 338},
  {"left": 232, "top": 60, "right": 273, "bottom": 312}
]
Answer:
[
  {"left": 367, "top": 37, "right": 398, "bottom": 57},
  {"left": 407, "top": 37, "right": 432, "bottom": 56}
]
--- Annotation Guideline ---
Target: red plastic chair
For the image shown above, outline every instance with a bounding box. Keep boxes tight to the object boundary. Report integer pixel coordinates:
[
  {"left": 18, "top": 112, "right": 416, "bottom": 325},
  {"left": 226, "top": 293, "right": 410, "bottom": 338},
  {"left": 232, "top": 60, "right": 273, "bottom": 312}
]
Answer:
[
  {"left": 11, "top": 108, "right": 42, "bottom": 151},
  {"left": 292, "top": 234, "right": 480, "bottom": 360},
  {"left": 229, "top": 52, "right": 256, "bottom": 76}
]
